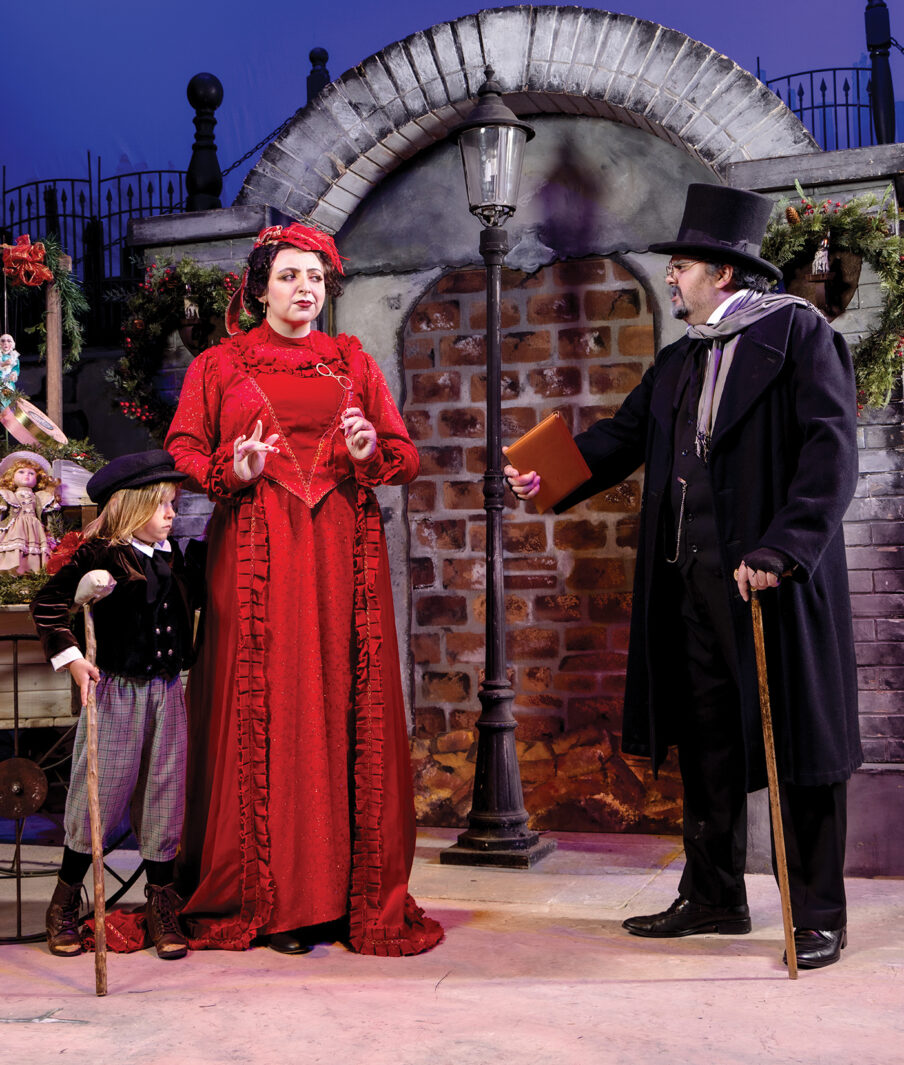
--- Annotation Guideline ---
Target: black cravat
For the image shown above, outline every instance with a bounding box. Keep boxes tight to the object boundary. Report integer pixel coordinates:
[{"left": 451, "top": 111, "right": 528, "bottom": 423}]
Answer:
[{"left": 141, "top": 548, "right": 173, "bottom": 605}]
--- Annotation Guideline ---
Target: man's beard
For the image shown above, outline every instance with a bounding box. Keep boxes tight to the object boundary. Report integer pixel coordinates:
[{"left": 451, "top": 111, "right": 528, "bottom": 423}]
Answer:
[{"left": 669, "top": 286, "right": 688, "bottom": 320}]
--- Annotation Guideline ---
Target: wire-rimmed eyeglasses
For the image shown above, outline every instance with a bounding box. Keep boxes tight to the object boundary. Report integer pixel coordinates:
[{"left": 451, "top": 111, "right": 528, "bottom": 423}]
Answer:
[
  {"left": 664, "top": 259, "right": 702, "bottom": 282},
  {"left": 316, "top": 363, "right": 352, "bottom": 391}
]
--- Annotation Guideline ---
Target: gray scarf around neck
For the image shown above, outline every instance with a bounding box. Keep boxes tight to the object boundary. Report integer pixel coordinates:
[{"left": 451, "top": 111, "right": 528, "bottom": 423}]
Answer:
[
  {"left": 685, "top": 291, "right": 821, "bottom": 463},
  {"left": 686, "top": 291, "right": 822, "bottom": 343}
]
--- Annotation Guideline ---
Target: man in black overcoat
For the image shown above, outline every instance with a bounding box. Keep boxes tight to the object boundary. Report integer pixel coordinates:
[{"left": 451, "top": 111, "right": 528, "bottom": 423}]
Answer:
[{"left": 506, "top": 183, "right": 861, "bottom": 970}]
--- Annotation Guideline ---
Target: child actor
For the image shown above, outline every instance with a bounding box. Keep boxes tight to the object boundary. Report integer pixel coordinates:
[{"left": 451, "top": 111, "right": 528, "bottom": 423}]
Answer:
[{"left": 31, "top": 450, "right": 201, "bottom": 960}]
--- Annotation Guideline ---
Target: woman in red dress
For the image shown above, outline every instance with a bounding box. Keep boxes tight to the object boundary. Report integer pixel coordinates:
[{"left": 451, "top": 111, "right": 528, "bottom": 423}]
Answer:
[{"left": 166, "top": 224, "right": 442, "bottom": 956}]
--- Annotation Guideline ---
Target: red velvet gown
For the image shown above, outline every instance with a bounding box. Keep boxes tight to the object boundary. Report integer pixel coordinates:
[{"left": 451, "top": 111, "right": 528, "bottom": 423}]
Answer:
[{"left": 165, "top": 322, "right": 442, "bottom": 954}]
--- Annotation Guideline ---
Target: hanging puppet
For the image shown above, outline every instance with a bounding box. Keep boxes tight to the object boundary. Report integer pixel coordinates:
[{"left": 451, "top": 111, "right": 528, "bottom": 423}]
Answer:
[{"left": 0, "top": 333, "right": 19, "bottom": 410}]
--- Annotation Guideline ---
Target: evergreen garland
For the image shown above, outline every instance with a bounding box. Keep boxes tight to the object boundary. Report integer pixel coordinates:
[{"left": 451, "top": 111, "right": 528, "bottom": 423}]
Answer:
[
  {"left": 108, "top": 257, "right": 250, "bottom": 444},
  {"left": 762, "top": 182, "right": 904, "bottom": 409},
  {"left": 17, "top": 233, "right": 91, "bottom": 369},
  {"left": 0, "top": 436, "right": 106, "bottom": 473},
  {"left": 0, "top": 570, "right": 50, "bottom": 606}
]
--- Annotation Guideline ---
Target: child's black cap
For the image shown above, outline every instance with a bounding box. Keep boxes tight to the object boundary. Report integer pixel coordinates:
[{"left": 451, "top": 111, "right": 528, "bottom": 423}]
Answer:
[{"left": 87, "top": 450, "right": 188, "bottom": 509}]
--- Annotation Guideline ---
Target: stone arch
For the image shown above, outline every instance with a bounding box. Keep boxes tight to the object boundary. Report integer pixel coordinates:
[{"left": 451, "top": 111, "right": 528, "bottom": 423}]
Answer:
[{"left": 238, "top": 6, "right": 816, "bottom": 232}]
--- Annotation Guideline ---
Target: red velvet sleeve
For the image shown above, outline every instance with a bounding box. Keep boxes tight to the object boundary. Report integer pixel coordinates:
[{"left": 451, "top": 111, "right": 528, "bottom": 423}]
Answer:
[{"left": 165, "top": 344, "right": 253, "bottom": 500}]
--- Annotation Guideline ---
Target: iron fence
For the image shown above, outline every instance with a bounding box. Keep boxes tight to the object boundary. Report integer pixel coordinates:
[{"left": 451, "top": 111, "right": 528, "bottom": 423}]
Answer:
[
  {"left": 2, "top": 155, "right": 186, "bottom": 344},
  {"left": 762, "top": 66, "right": 875, "bottom": 151}
]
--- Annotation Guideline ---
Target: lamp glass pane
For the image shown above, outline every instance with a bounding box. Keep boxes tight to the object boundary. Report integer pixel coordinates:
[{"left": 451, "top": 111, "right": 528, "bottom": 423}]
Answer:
[{"left": 458, "top": 125, "right": 527, "bottom": 212}]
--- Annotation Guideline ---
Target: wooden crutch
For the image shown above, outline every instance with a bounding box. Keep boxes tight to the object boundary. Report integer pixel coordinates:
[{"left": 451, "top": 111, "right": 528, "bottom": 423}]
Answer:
[
  {"left": 74, "top": 570, "right": 117, "bottom": 997},
  {"left": 750, "top": 591, "right": 798, "bottom": 979}
]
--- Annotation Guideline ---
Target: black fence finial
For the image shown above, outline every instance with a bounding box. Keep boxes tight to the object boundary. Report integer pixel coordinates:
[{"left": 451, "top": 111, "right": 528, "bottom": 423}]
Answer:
[
  {"left": 186, "top": 73, "right": 224, "bottom": 212},
  {"left": 865, "top": 0, "right": 896, "bottom": 144},
  {"left": 307, "top": 48, "right": 330, "bottom": 104}
]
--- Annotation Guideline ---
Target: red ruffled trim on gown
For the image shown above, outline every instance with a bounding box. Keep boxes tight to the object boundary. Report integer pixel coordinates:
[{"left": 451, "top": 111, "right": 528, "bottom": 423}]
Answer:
[{"left": 346, "top": 485, "right": 442, "bottom": 955}]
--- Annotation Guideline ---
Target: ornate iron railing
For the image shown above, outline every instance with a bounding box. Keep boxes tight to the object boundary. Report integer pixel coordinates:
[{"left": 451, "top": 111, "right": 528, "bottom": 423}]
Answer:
[
  {"left": 761, "top": 66, "right": 875, "bottom": 151},
  {"left": 1, "top": 156, "right": 186, "bottom": 343},
  {"left": 2, "top": 158, "right": 186, "bottom": 282}
]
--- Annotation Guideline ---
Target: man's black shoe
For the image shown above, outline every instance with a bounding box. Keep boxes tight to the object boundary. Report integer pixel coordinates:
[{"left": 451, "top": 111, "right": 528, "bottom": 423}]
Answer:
[
  {"left": 784, "top": 927, "right": 846, "bottom": 969},
  {"left": 622, "top": 896, "right": 751, "bottom": 938}
]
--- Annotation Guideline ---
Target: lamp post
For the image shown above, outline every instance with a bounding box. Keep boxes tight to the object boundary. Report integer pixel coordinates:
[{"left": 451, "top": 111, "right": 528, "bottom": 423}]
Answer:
[{"left": 440, "top": 68, "right": 556, "bottom": 868}]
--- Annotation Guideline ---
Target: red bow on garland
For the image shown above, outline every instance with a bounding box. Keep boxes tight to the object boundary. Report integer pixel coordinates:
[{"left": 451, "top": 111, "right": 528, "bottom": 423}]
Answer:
[{"left": 2, "top": 234, "right": 55, "bottom": 287}]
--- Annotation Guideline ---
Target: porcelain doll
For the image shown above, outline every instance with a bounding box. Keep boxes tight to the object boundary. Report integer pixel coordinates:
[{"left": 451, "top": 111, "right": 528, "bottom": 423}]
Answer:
[{"left": 0, "top": 451, "right": 60, "bottom": 573}]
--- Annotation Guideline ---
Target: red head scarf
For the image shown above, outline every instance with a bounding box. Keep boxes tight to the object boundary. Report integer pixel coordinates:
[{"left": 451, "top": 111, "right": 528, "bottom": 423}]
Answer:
[{"left": 225, "top": 223, "right": 345, "bottom": 335}]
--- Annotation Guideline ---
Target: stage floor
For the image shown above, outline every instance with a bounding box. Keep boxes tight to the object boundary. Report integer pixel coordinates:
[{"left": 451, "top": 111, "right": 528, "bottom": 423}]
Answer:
[{"left": 2, "top": 828, "right": 901, "bottom": 1064}]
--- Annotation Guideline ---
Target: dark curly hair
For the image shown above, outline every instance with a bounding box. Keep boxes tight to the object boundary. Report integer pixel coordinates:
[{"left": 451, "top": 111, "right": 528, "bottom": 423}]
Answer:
[
  {"left": 244, "top": 241, "right": 343, "bottom": 321},
  {"left": 703, "top": 260, "right": 775, "bottom": 293}
]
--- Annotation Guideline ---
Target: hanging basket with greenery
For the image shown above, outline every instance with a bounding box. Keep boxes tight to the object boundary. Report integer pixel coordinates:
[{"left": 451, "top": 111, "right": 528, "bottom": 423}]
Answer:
[
  {"left": 109, "top": 257, "right": 251, "bottom": 444},
  {"left": 762, "top": 182, "right": 904, "bottom": 409}
]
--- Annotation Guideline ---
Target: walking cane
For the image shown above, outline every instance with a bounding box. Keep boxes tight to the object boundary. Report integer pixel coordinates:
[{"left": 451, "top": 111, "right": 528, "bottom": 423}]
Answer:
[
  {"left": 74, "top": 571, "right": 117, "bottom": 997},
  {"left": 749, "top": 591, "right": 798, "bottom": 979}
]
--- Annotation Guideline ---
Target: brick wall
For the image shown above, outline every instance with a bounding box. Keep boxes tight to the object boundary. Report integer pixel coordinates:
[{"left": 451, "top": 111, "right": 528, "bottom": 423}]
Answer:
[
  {"left": 804, "top": 240, "right": 904, "bottom": 767},
  {"left": 402, "top": 257, "right": 683, "bottom": 833},
  {"left": 825, "top": 245, "right": 904, "bottom": 768},
  {"left": 847, "top": 391, "right": 904, "bottom": 763}
]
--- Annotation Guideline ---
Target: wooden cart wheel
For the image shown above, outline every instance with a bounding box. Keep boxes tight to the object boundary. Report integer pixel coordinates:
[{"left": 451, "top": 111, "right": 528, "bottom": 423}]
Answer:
[{"left": 0, "top": 631, "right": 144, "bottom": 943}]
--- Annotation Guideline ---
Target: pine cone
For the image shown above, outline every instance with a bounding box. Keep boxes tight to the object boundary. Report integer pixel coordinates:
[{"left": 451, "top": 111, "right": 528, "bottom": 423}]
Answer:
[{"left": 785, "top": 206, "right": 801, "bottom": 225}]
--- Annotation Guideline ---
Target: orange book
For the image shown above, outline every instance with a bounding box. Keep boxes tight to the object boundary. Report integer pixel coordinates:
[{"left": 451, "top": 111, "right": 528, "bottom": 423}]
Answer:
[{"left": 504, "top": 411, "right": 592, "bottom": 514}]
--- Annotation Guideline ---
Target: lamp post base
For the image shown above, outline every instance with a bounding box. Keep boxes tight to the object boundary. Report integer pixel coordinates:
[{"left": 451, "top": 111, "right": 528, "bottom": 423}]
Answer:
[{"left": 440, "top": 831, "right": 557, "bottom": 868}]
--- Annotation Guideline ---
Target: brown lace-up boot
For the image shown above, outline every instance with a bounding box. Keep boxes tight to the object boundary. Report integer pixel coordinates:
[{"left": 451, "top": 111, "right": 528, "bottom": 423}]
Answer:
[
  {"left": 145, "top": 883, "right": 189, "bottom": 960},
  {"left": 46, "top": 877, "right": 83, "bottom": 956}
]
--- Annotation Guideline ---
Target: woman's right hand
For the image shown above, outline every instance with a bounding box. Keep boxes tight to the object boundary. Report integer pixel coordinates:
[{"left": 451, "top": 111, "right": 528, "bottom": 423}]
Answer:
[
  {"left": 502, "top": 457, "right": 541, "bottom": 501},
  {"left": 233, "top": 420, "right": 280, "bottom": 481}
]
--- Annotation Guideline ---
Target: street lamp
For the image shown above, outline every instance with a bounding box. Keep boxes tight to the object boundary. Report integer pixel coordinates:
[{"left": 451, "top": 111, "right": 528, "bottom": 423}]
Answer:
[{"left": 440, "top": 68, "right": 556, "bottom": 868}]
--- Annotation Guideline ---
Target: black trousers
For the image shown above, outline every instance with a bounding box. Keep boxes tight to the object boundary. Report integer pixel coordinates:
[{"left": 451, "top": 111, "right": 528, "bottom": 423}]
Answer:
[{"left": 672, "top": 561, "right": 848, "bottom": 930}]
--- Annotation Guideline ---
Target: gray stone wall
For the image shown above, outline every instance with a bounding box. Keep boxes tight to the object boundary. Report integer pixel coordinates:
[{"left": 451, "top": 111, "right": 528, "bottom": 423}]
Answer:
[{"left": 337, "top": 115, "right": 715, "bottom": 277}]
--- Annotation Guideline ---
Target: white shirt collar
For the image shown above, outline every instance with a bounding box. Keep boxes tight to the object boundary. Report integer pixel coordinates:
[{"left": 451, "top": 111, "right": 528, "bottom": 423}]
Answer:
[
  {"left": 707, "top": 288, "right": 753, "bottom": 325},
  {"left": 130, "top": 538, "right": 171, "bottom": 557}
]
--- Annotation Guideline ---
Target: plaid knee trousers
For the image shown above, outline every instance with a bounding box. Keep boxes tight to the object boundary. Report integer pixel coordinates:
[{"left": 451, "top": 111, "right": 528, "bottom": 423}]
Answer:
[{"left": 64, "top": 673, "right": 187, "bottom": 862}]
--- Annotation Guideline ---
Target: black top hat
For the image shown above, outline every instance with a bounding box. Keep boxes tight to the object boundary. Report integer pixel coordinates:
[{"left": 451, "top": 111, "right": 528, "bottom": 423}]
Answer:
[
  {"left": 649, "top": 183, "right": 782, "bottom": 281},
  {"left": 87, "top": 450, "right": 188, "bottom": 509}
]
